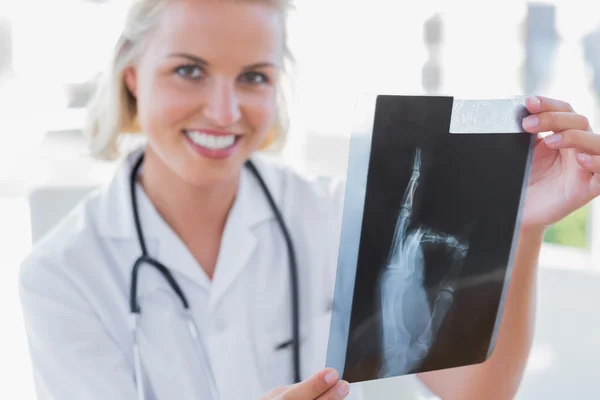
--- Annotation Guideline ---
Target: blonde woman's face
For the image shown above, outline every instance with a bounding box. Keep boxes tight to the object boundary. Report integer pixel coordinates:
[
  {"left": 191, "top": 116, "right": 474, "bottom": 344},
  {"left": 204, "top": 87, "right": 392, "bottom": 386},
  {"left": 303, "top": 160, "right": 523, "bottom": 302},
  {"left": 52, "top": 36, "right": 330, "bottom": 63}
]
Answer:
[{"left": 124, "top": 0, "right": 284, "bottom": 187}]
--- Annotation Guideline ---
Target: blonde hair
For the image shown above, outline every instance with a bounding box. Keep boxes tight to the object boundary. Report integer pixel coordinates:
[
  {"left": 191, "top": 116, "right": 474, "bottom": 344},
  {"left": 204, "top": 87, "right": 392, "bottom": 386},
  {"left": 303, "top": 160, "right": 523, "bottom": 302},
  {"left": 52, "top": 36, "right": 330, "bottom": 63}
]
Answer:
[{"left": 84, "top": 0, "right": 294, "bottom": 160}]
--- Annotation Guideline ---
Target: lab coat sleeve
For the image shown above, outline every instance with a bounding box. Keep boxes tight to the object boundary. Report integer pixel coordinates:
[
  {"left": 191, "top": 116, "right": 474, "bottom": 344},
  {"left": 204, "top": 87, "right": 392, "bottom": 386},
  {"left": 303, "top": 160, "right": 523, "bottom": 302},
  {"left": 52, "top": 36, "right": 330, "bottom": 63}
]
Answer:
[{"left": 18, "top": 255, "right": 138, "bottom": 400}]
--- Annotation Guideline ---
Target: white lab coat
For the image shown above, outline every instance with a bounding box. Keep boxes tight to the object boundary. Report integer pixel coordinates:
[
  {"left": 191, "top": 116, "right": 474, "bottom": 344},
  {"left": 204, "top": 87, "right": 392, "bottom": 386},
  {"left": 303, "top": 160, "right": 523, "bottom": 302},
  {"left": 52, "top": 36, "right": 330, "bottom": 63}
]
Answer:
[{"left": 19, "top": 147, "right": 433, "bottom": 399}]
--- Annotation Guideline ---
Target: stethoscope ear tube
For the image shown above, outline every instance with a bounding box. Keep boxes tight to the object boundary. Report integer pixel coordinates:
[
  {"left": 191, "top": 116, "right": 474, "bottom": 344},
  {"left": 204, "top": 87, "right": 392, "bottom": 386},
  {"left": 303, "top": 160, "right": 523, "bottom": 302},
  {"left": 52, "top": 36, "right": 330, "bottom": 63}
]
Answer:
[
  {"left": 244, "top": 160, "right": 302, "bottom": 384},
  {"left": 130, "top": 256, "right": 190, "bottom": 313},
  {"left": 129, "top": 294, "right": 220, "bottom": 400},
  {"left": 128, "top": 152, "right": 190, "bottom": 315},
  {"left": 185, "top": 311, "right": 220, "bottom": 400},
  {"left": 130, "top": 313, "right": 146, "bottom": 400},
  {"left": 128, "top": 152, "right": 220, "bottom": 399},
  {"left": 129, "top": 254, "right": 220, "bottom": 400}
]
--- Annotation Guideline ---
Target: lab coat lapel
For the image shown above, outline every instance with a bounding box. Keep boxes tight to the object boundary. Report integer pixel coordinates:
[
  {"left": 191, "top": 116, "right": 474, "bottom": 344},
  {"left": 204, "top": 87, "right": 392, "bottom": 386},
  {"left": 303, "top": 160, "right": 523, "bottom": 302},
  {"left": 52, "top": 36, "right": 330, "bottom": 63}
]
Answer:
[
  {"left": 209, "top": 162, "right": 274, "bottom": 310},
  {"left": 98, "top": 149, "right": 275, "bottom": 304}
]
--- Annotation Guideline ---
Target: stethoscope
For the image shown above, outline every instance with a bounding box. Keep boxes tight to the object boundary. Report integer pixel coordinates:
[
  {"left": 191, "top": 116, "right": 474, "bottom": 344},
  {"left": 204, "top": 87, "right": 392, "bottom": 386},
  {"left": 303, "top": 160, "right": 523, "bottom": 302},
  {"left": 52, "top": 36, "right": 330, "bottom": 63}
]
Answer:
[{"left": 128, "top": 151, "right": 301, "bottom": 400}]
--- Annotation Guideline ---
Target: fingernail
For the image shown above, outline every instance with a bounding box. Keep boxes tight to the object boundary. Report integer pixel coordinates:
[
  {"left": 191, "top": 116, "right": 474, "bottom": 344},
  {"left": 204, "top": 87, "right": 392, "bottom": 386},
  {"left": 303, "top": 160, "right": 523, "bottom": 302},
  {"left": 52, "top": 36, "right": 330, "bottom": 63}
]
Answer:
[
  {"left": 338, "top": 381, "right": 350, "bottom": 397},
  {"left": 544, "top": 133, "right": 562, "bottom": 145},
  {"left": 528, "top": 96, "right": 540, "bottom": 107},
  {"left": 325, "top": 370, "right": 338, "bottom": 385},
  {"left": 577, "top": 153, "right": 592, "bottom": 164},
  {"left": 523, "top": 115, "right": 539, "bottom": 130}
]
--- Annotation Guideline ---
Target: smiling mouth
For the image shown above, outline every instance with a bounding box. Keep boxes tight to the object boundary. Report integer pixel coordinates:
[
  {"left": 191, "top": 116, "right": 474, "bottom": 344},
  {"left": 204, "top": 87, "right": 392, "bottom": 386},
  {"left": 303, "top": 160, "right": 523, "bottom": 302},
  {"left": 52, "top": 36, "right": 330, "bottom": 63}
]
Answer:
[{"left": 183, "top": 129, "right": 241, "bottom": 150}]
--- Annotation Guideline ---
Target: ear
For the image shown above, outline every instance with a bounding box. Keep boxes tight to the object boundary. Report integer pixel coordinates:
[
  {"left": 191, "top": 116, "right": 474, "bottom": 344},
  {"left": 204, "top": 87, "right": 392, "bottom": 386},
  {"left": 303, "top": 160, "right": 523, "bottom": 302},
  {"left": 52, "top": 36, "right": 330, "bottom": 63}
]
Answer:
[{"left": 124, "top": 66, "right": 138, "bottom": 97}]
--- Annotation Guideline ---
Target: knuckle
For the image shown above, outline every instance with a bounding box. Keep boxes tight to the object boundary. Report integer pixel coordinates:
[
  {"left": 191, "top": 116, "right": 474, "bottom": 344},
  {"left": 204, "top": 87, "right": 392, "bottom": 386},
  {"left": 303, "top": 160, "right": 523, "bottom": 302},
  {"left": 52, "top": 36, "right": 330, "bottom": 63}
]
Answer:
[
  {"left": 272, "top": 385, "right": 295, "bottom": 400},
  {"left": 539, "top": 112, "right": 557, "bottom": 131},
  {"left": 291, "top": 375, "right": 326, "bottom": 399},
  {"left": 318, "top": 389, "right": 336, "bottom": 400},
  {"left": 562, "top": 129, "right": 577, "bottom": 145},
  {"left": 325, "top": 385, "right": 345, "bottom": 400},
  {"left": 566, "top": 101, "right": 574, "bottom": 112},
  {"left": 593, "top": 162, "right": 600, "bottom": 176},
  {"left": 311, "top": 380, "right": 323, "bottom": 396},
  {"left": 581, "top": 115, "right": 591, "bottom": 130},
  {"left": 277, "top": 389, "right": 292, "bottom": 400}
]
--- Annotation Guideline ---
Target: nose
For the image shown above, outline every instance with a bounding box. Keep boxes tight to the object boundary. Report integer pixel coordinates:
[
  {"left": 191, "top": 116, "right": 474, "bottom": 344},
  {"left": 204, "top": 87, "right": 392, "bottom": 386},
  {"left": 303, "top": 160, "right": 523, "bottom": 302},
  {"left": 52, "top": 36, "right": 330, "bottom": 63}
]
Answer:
[{"left": 203, "top": 79, "right": 241, "bottom": 128}]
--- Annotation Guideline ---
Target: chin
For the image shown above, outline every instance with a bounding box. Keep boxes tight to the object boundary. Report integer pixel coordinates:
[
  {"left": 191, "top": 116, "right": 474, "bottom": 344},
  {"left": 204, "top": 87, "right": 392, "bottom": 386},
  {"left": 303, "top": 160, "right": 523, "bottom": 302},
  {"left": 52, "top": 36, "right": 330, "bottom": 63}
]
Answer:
[{"left": 178, "top": 156, "right": 243, "bottom": 189}]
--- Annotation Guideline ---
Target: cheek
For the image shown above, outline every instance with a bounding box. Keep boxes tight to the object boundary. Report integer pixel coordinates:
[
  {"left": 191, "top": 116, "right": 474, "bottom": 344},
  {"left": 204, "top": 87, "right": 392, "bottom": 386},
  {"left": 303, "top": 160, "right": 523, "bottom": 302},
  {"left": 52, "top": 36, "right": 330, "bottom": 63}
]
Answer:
[
  {"left": 137, "top": 76, "right": 194, "bottom": 135},
  {"left": 243, "top": 94, "right": 277, "bottom": 136}
]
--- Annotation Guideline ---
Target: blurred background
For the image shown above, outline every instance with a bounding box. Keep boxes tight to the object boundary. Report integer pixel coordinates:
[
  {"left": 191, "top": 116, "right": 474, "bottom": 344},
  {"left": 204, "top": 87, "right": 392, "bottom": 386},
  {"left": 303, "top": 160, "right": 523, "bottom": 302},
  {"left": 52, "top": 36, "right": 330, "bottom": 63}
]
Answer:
[{"left": 1, "top": 0, "right": 598, "bottom": 398}]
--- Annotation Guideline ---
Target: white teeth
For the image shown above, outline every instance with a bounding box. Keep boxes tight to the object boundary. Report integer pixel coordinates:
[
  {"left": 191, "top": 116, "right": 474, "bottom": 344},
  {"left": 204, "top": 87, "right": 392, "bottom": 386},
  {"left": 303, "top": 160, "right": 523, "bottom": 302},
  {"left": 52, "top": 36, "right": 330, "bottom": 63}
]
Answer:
[{"left": 186, "top": 131, "right": 235, "bottom": 150}]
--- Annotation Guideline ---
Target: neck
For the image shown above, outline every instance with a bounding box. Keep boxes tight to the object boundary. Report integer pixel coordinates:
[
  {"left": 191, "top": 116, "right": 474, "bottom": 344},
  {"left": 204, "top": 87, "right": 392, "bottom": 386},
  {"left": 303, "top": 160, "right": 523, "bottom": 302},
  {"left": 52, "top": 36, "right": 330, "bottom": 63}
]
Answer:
[{"left": 139, "top": 147, "right": 239, "bottom": 278}]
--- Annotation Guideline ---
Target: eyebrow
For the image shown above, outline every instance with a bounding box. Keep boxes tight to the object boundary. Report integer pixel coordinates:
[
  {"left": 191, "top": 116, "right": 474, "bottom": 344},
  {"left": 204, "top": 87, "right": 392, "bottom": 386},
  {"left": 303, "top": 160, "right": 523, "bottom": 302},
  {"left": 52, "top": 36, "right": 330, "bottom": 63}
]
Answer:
[
  {"left": 167, "top": 53, "right": 277, "bottom": 70},
  {"left": 168, "top": 53, "right": 208, "bottom": 66}
]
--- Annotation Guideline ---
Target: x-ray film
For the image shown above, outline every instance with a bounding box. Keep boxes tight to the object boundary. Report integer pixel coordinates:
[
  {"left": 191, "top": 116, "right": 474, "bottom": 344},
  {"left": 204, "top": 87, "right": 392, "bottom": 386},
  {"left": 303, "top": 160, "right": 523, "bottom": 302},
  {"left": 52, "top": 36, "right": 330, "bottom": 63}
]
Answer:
[{"left": 326, "top": 94, "right": 534, "bottom": 383}]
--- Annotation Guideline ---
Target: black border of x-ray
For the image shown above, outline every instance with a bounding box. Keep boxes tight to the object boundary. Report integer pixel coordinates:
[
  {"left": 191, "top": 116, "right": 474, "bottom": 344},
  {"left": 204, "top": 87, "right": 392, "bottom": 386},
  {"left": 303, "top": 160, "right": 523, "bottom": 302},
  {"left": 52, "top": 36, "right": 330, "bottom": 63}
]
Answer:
[{"left": 325, "top": 94, "right": 536, "bottom": 381}]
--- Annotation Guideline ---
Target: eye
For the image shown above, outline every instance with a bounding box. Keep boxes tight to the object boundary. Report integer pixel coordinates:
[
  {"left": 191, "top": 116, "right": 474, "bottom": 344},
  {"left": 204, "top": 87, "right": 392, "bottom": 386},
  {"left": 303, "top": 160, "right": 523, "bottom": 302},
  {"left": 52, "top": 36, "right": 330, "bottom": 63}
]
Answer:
[
  {"left": 174, "top": 65, "right": 203, "bottom": 80},
  {"left": 239, "top": 71, "right": 270, "bottom": 85}
]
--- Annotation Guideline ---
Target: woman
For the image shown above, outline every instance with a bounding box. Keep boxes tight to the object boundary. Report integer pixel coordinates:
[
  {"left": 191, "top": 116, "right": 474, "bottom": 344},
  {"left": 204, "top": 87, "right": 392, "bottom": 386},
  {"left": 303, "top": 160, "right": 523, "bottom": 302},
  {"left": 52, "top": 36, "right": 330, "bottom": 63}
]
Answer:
[{"left": 18, "top": 0, "right": 600, "bottom": 399}]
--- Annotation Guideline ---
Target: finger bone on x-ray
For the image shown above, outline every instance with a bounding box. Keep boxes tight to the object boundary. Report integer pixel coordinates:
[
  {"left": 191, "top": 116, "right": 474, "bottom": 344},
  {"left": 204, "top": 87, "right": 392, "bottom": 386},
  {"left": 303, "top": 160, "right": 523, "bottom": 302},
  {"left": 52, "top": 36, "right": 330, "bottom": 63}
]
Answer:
[{"left": 378, "top": 147, "right": 471, "bottom": 378}]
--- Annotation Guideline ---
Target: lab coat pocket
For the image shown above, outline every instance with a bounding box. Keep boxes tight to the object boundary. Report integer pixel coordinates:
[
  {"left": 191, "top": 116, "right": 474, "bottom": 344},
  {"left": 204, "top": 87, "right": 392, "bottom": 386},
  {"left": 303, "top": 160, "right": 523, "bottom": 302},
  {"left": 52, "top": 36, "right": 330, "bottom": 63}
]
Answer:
[
  {"left": 256, "top": 321, "right": 294, "bottom": 390},
  {"left": 256, "top": 310, "right": 333, "bottom": 391},
  {"left": 301, "top": 311, "right": 333, "bottom": 378}
]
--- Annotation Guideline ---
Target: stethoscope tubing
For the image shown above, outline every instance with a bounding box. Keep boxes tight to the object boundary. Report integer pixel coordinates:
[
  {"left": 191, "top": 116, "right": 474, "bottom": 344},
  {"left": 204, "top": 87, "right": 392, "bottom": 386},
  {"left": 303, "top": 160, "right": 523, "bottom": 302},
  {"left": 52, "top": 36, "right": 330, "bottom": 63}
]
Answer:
[{"left": 127, "top": 152, "right": 301, "bottom": 399}]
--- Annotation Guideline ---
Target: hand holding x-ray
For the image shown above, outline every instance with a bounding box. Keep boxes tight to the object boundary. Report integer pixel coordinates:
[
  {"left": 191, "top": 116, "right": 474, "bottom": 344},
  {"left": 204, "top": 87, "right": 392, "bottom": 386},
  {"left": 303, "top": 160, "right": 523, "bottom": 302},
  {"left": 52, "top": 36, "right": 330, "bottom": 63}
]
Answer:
[{"left": 260, "top": 368, "right": 350, "bottom": 400}]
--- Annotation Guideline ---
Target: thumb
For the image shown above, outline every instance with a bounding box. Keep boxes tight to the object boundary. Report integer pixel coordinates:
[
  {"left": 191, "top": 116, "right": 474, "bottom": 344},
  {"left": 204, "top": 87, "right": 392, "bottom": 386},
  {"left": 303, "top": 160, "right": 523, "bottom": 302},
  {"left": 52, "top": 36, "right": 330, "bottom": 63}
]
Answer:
[
  {"left": 276, "top": 368, "right": 349, "bottom": 399},
  {"left": 260, "top": 386, "right": 290, "bottom": 400}
]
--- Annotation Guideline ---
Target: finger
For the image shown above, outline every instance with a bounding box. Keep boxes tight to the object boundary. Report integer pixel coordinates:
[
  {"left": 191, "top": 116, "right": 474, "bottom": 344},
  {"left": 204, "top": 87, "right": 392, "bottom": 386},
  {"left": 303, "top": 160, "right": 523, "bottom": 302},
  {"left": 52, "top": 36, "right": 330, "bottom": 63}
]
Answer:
[
  {"left": 591, "top": 171, "right": 600, "bottom": 197},
  {"left": 522, "top": 111, "right": 591, "bottom": 134},
  {"left": 525, "top": 95, "right": 575, "bottom": 114},
  {"left": 260, "top": 386, "right": 290, "bottom": 399},
  {"left": 542, "top": 130, "right": 600, "bottom": 154},
  {"left": 316, "top": 381, "right": 351, "bottom": 399},
  {"left": 278, "top": 368, "right": 340, "bottom": 400},
  {"left": 576, "top": 153, "right": 600, "bottom": 175}
]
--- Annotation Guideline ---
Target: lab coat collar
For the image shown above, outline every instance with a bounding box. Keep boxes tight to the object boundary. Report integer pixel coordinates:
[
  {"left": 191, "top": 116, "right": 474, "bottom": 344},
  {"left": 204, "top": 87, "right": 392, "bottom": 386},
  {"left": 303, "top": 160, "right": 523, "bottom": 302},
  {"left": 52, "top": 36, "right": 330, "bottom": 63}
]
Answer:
[
  {"left": 97, "top": 147, "right": 275, "bottom": 239},
  {"left": 96, "top": 146, "right": 276, "bottom": 294}
]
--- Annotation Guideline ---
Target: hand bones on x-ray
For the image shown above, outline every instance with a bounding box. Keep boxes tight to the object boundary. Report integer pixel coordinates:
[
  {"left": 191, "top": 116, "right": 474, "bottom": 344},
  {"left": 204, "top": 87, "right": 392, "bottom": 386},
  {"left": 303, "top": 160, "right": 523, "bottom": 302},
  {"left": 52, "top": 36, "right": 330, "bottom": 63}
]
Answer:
[{"left": 378, "top": 148, "right": 471, "bottom": 378}]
